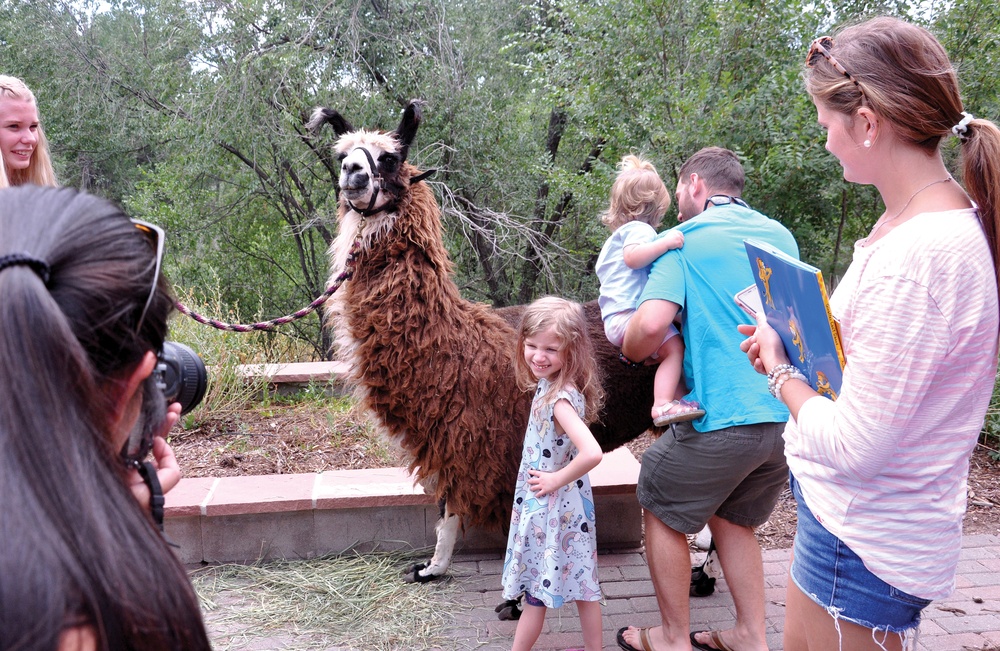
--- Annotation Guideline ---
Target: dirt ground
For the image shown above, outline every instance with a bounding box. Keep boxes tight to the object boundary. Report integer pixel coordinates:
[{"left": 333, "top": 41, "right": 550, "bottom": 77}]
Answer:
[{"left": 171, "top": 402, "right": 1000, "bottom": 550}]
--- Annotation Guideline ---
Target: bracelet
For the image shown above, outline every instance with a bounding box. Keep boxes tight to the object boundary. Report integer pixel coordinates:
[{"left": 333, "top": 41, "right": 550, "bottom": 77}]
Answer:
[
  {"left": 766, "top": 363, "right": 797, "bottom": 395},
  {"left": 768, "top": 366, "right": 808, "bottom": 401}
]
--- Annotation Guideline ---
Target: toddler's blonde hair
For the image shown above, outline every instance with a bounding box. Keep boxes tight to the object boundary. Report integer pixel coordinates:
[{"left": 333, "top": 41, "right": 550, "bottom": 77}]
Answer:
[{"left": 601, "top": 154, "right": 671, "bottom": 231}]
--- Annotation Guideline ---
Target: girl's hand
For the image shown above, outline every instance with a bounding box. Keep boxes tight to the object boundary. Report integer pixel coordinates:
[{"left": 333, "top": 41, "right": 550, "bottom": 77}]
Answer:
[
  {"left": 527, "top": 468, "right": 564, "bottom": 498},
  {"left": 128, "top": 402, "right": 183, "bottom": 507},
  {"left": 738, "top": 314, "right": 789, "bottom": 375},
  {"left": 662, "top": 230, "right": 684, "bottom": 250}
]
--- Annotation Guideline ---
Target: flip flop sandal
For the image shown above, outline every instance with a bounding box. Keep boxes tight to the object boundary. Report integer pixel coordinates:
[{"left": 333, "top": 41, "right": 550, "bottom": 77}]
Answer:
[
  {"left": 616, "top": 626, "right": 655, "bottom": 651},
  {"left": 690, "top": 630, "right": 736, "bottom": 651},
  {"left": 652, "top": 399, "right": 706, "bottom": 427}
]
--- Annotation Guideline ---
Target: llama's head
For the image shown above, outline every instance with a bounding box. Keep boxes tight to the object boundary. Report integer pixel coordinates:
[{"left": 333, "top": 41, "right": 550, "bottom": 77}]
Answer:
[{"left": 307, "top": 100, "right": 425, "bottom": 218}]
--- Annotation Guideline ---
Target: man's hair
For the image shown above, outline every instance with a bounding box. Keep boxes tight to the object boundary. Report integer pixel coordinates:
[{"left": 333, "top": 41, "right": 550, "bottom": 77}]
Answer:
[{"left": 677, "top": 146, "right": 745, "bottom": 195}]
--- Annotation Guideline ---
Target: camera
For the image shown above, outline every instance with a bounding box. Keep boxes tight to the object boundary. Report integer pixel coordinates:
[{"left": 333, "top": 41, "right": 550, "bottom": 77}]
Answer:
[
  {"left": 155, "top": 341, "right": 208, "bottom": 416},
  {"left": 121, "top": 341, "right": 208, "bottom": 467}
]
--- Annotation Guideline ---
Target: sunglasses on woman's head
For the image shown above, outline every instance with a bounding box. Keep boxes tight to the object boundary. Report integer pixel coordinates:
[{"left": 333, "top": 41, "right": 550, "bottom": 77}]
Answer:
[
  {"left": 806, "top": 36, "right": 866, "bottom": 101},
  {"left": 131, "top": 219, "right": 164, "bottom": 333}
]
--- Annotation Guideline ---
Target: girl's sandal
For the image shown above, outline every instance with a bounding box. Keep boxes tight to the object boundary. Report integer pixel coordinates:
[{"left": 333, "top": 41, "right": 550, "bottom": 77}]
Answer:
[{"left": 652, "top": 399, "right": 706, "bottom": 427}]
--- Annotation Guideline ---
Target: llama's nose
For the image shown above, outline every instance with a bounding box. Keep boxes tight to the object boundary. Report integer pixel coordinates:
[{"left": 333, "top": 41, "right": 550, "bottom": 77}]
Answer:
[{"left": 344, "top": 170, "right": 370, "bottom": 190}]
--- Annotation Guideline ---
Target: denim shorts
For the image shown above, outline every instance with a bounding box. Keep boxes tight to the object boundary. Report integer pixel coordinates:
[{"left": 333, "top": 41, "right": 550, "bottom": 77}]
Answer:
[{"left": 789, "top": 474, "right": 930, "bottom": 633}]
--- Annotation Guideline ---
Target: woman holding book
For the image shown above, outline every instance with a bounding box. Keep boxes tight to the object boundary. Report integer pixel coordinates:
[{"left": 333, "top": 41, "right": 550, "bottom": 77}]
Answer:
[{"left": 739, "top": 16, "right": 1000, "bottom": 651}]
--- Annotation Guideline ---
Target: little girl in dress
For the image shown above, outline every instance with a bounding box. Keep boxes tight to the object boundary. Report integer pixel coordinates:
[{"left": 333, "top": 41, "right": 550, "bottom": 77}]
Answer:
[{"left": 501, "top": 296, "right": 605, "bottom": 651}]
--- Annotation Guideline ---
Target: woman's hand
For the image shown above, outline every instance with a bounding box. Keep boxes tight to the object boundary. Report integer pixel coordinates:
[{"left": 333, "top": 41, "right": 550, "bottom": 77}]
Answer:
[
  {"left": 128, "top": 402, "right": 183, "bottom": 507},
  {"left": 738, "top": 314, "right": 789, "bottom": 375}
]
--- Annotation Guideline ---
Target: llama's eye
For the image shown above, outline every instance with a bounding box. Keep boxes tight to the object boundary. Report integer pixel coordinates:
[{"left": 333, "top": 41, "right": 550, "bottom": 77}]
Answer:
[{"left": 379, "top": 154, "right": 399, "bottom": 173}]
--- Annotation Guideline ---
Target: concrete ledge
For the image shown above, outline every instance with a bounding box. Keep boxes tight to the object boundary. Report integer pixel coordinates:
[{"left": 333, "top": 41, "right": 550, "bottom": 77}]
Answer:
[
  {"left": 165, "top": 447, "right": 642, "bottom": 564},
  {"left": 235, "top": 361, "right": 350, "bottom": 396}
]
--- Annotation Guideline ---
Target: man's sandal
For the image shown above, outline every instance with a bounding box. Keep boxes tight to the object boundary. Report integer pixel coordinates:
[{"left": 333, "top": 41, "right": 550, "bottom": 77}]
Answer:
[
  {"left": 690, "top": 630, "right": 736, "bottom": 651},
  {"left": 616, "top": 626, "right": 655, "bottom": 651}
]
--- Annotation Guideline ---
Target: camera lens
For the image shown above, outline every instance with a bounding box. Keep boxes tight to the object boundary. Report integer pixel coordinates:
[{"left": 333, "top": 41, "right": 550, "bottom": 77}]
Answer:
[{"left": 156, "top": 341, "right": 208, "bottom": 415}]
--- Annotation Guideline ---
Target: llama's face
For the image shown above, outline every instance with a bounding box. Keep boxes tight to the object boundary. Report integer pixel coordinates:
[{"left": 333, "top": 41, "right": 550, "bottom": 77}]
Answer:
[{"left": 335, "top": 130, "right": 403, "bottom": 212}]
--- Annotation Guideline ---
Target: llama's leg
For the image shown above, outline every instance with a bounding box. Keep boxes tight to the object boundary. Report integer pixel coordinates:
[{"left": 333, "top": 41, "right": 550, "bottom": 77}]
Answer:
[{"left": 404, "top": 502, "right": 460, "bottom": 583}]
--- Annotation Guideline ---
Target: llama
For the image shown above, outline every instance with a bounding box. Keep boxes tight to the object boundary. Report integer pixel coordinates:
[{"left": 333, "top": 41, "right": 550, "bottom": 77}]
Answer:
[{"left": 309, "top": 100, "right": 656, "bottom": 583}]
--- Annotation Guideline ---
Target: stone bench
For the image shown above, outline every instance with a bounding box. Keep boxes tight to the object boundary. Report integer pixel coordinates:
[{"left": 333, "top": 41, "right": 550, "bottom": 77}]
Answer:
[
  {"left": 164, "top": 447, "right": 642, "bottom": 564},
  {"left": 235, "top": 361, "right": 350, "bottom": 396}
]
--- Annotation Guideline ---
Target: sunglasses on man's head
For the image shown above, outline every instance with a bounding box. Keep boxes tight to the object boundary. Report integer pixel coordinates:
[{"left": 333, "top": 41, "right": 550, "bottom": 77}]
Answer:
[
  {"left": 806, "top": 36, "right": 866, "bottom": 100},
  {"left": 131, "top": 219, "right": 164, "bottom": 333}
]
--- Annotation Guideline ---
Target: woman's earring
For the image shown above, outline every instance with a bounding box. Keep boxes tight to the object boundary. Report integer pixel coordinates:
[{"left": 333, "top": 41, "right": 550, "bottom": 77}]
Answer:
[{"left": 863, "top": 139, "right": 872, "bottom": 148}]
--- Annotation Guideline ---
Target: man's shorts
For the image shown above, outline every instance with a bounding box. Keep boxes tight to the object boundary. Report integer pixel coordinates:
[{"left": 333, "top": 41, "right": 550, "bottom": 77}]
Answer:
[{"left": 636, "top": 420, "right": 787, "bottom": 534}]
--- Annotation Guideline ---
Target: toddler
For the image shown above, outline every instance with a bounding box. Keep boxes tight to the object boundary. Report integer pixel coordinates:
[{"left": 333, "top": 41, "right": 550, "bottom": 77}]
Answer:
[{"left": 596, "top": 154, "right": 704, "bottom": 425}]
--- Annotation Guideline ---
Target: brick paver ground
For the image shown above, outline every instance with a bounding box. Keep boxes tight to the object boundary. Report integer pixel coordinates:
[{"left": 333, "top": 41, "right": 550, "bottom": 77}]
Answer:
[
  {"left": 201, "top": 534, "right": 1000, "bottom": 650},
  {"left": 445, "top": 534, "right": 1000, "bottom": 650}
]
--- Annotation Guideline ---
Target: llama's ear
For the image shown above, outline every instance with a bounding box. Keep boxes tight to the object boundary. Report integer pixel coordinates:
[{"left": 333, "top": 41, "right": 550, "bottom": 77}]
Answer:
[
  {"left": 306, "top": 107, "right": 354, "bottom": 137},
  {"left": 394, "top": 100, "right": 424, "bottom": 161}
]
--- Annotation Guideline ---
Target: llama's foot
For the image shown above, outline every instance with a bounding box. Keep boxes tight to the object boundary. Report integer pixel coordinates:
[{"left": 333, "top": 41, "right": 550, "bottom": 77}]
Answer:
[
  {"left": 403, "top": 512, "right": 459, "bottom": 583},
  {"left": 494, "top": 597, "right": 522, "bottom": 620},
  {"left": 403, "top": 562, "right": 444, "bottom": 584}
]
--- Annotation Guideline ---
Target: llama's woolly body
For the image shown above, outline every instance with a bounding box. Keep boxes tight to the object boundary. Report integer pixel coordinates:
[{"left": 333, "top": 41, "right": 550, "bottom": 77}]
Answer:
[
  {"left": 328, "top": 162, "right": 529, "bottom": 529},
  {"left": 317, "top": 101, "right": 656, "bottom": 577}
]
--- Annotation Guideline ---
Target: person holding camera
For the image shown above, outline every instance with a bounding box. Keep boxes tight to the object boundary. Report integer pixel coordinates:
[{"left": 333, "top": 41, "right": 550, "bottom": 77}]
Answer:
[{"left": 0, "top": 185, "right": 211, "bottom": 650}]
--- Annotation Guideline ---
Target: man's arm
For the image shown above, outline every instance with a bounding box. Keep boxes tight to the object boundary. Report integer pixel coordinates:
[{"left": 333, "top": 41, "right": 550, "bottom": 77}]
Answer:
[{"left": 622, "top": 298, "right": 680, "bottom": 362}]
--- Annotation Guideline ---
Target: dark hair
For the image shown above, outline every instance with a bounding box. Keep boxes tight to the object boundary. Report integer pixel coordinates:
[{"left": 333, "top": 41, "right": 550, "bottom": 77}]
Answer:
[
  {"left": 805, "top": 16, "right": 1000, "bottom": 295},
  {"left": 0, "top": 186, "right": 210, "bottom": 649},
  {"left": 677, "top": 146, "right": 745, "bottom": 195}
]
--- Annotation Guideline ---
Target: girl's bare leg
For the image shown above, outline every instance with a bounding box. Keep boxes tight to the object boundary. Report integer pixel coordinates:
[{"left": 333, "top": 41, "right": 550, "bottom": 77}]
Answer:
[
  {"left": 577, "top": 600, "right": 603, "bottom": 651},
  {"left": 510, "top": 602, "right": 546, "bottom": 651}
]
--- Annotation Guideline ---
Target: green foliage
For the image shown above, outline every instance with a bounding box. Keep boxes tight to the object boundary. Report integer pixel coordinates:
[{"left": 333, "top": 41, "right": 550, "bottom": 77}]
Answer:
[
  {"left": 168, "top": 284, "right": 312, "bottom": 427},
  {"left": 981, "top": 370, "right": 1000, "bottom": 461},
  {"left": 4, "top": 0, "right": 1000, "bottom": 344}
]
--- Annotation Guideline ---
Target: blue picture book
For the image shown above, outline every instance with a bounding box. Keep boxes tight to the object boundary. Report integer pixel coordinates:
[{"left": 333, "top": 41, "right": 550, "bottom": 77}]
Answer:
[{"left": 743, "top": 239, "right": 845, "bottom": 400}]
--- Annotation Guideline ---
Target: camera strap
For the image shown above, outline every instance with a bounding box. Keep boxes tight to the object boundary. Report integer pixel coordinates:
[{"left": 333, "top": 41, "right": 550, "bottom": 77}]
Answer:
[{"left": 138, "top": 460, "right": 166, "bottom": 532}]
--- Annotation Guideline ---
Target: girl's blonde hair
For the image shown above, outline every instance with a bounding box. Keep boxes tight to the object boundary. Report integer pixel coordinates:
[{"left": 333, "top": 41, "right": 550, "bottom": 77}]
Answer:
[
  {"left": 513, "top": 296, "right": 604, "bottom": 424},
  {"left": 601, "top": 154, "right": 671, "bottom": 231},
  {"left": 0, "top": 75, "right": 58, "bottom": 188}
]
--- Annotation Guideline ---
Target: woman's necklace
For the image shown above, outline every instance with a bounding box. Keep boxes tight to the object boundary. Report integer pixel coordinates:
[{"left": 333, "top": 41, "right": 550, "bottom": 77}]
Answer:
[{"left": 864, "top": 177, "right": 952, "bottom": 244}]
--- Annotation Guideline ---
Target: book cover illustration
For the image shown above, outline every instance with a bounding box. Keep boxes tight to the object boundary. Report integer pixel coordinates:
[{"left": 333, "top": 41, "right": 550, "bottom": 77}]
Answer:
[{"left": 743, "top": 239, "right": 846, "bottom": 400}]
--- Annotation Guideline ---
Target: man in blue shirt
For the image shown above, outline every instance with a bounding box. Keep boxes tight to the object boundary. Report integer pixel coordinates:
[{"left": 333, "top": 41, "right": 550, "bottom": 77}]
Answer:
[{"left": 617, "top": 147, "right": 798, "bottom": 651}]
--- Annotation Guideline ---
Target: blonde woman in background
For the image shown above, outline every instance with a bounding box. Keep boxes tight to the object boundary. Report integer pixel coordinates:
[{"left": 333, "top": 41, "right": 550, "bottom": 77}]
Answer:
[{"left": 1, "top": 75, "right": 57, "bottom": 188}]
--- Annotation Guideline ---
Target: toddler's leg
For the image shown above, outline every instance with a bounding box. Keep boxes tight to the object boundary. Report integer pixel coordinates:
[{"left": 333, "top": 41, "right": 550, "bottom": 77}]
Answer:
[
  {"left": 652, "top": 334, "right": 686, "bottom": 412},
  {"left": 650, "top": 334, "right": 705, "bottom": 426},
  {"left": 576, "top": 600, "right": 603, "bottom": 651},
  {"left": 510, "top": 599, "right": 546, "bottom": 651}
]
